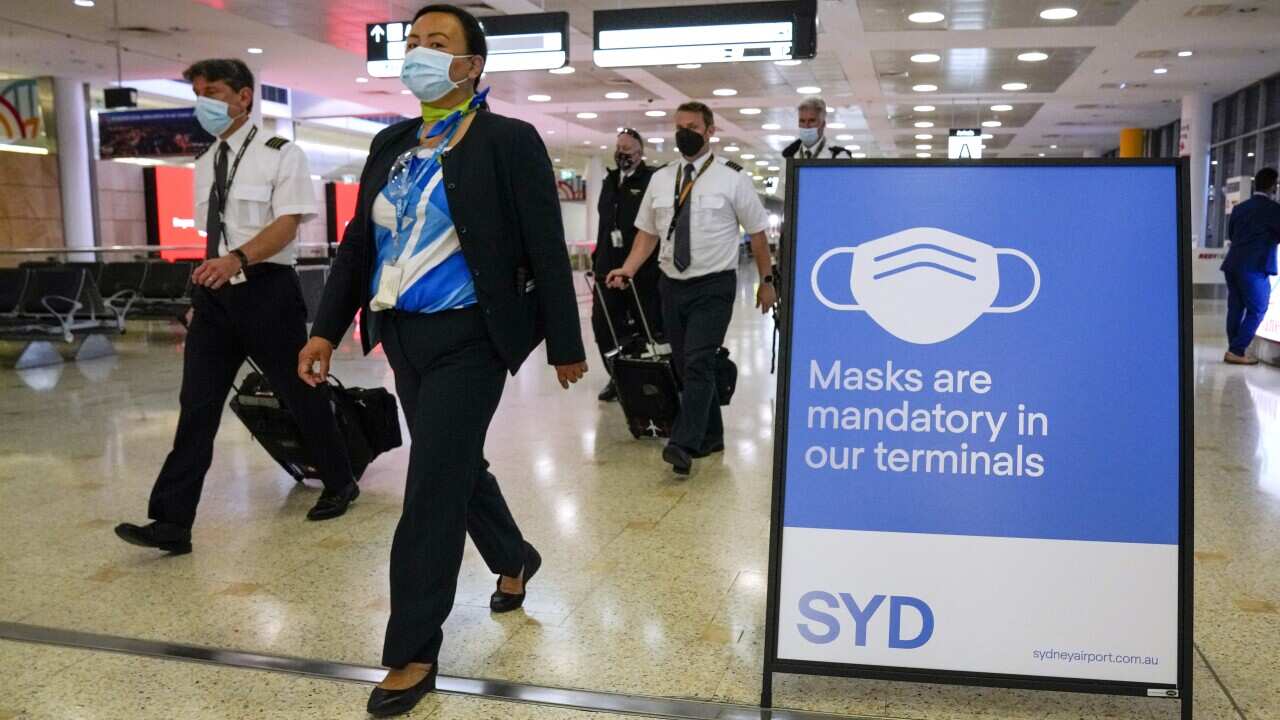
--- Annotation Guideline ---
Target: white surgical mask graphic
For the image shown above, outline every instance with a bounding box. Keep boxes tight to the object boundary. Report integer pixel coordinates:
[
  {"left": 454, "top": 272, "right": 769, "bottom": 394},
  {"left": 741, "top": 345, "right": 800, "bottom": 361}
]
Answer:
[{"left": 811, "top": 227, "right": 1040, "bottom": 344}]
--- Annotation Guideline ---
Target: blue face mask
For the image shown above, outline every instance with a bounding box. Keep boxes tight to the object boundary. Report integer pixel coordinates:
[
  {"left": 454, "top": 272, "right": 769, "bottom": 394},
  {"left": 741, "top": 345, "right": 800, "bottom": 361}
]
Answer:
[
  {"left": 401, "top": 47, "right": 473, "bottom": 103},
  {"left": 194, "top": 96, "right": 243, "bottom": 137},
  {"left": 799, "top": 127, "right": 821, "bottom": 147}
]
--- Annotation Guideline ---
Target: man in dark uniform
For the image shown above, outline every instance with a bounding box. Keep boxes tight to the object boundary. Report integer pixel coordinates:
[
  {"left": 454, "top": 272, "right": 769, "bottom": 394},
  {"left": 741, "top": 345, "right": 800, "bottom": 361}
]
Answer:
[
  {"left": 782, "top": 96, "right": 853, "bottom": 160},
  {"left": 593, "top": 128, "right": 660, "bottom": 401},
  {"left": 1221, "top": 167, "right": 1280, "bottom": 364},
  {"left": 115, "top": 59, "right": 360, "bottom": 555}
]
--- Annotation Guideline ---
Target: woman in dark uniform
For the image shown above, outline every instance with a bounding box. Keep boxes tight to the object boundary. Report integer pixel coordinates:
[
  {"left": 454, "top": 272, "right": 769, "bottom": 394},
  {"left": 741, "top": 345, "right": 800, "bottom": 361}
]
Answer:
[{"left": 297, "top": 5, "right": 587, "bottom": 716}]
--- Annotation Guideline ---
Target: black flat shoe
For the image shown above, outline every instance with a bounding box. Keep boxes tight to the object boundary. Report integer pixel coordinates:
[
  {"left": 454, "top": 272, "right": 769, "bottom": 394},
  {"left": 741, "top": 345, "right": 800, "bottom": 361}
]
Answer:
[
  {"left": 597, "top": 381, "right": 618, "bottom": 402},
  {"left": 367, "top": 664, "right": 437, "bottom": 718},
  {"left": 663, "top": 443, "right": 693, "bottom": 475},
  {"left": 114, "top": 521, "right": 192, "bottom": 555},
  {"left": 307, "top": 482, "right": 359, "bottom": 521},
  {"left": 490, "top": 545, "right": 542, "bottom": 613}
]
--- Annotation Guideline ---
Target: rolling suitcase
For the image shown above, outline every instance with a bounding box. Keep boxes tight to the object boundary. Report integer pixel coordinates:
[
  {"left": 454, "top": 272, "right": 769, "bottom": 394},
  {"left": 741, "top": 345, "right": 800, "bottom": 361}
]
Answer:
[
  {"left": 588, "top": 272, "right": 680, "bottom": 439},
  {"left": 228, "top": 360, "right": 402, "bottom": 482}
]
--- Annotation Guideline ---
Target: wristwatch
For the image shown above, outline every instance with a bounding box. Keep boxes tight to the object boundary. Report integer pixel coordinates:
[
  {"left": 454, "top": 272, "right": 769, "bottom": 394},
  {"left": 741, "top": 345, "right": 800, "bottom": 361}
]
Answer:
[
  {"left": 230, "top": 248, "right": 249, "bottom": 268},
  {"left": 762, "top": 274, "right": 774, "bottom": 285}
]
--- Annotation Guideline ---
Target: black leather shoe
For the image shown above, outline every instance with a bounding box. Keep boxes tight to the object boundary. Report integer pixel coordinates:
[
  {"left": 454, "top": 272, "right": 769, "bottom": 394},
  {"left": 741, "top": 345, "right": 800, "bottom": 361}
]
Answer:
[
  {"left": 306, "top": 482, "right": 359, "bottom": 521},
  {"left": 597, "top": 381, "right": 618, "bottom": 402},
  {"left": 691, "top": 438, "right": 725, "bottom": 459},
  {"left": 114, "top": 521, "right": 192, "bottom": 555},
  {"left": 663, "top": 443, "right": 693, "bottom": 475},
  {"left": 367, "top": 664, "right": 437, "bottom": 718},
  {"left": 491, "top": 545, "right": 542, "bottom": 613}
]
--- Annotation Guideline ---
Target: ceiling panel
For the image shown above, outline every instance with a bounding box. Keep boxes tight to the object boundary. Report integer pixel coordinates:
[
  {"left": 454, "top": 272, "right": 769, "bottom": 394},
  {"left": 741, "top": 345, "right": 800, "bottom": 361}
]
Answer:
[
  {"left": 873, "top": 47, "right": 1093, "bottom": 95},
  {"left": 857, "top": 0, "right": 1139, "bottom": 32},
  {"left": 886, "top": 101, "right": 1044, "bottom": 130}
]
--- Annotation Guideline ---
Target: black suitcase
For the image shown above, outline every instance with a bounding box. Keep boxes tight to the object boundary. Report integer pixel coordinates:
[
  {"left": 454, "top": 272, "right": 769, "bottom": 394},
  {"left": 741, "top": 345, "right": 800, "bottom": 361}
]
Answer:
[
  {"left": 589, "top": 272, "right": 681, "bottom": 439},
  {"left": 228, "top": 362, "right": 401, "bottom": 482}
]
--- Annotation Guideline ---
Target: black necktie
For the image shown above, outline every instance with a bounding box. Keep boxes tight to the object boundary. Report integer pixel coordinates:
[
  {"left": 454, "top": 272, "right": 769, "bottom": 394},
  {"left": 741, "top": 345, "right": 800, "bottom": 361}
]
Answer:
[
  {"left": 205, "top": 141, "right": 230, "bottom": 259},
  {"left": 673, "top": 163, "right": 695, "bottom": 272}
]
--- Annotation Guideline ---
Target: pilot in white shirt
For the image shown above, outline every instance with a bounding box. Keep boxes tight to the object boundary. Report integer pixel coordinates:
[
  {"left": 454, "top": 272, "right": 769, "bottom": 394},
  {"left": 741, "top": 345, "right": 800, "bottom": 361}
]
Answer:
[
  {"left": 607, "top": 101, "right": 777, "bottom": 476},
  {"left": 115, "top": 59, "right": 360, "bottom": 558}
]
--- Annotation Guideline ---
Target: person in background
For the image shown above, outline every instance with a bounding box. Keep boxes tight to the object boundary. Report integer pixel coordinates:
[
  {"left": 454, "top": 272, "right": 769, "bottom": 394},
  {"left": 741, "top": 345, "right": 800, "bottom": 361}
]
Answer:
[
  {"left": 1221, "top": 166, "right": 1280, "bottom": 365},
  {"left": 607, "top": 101, "right": 776, "bottom": 476},
  {"left": 592, "top": 127, "right": 659, "bottom": 402},
  {"left": 781, "top": 96, "right": 853, "bottom": 160},
  {"left": 115, "top": 59, "right": 360, "bottom": 558},
  {"left": 297, "top": 5, "right": 587, "bottom": 716}
]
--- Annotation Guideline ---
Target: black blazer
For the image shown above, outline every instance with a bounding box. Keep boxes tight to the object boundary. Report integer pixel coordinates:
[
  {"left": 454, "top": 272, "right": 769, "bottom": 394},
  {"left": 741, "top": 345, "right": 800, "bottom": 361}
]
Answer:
[
  {"left": 311, "top": 111, "right": 586, "bottom": 374},
  {"left": 782, "top": 138, "right": 852, "bottom": 159}
]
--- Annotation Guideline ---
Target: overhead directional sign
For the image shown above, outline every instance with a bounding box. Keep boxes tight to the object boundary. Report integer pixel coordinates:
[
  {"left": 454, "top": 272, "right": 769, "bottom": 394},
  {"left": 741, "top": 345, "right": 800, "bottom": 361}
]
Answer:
[
  {"left": 366, "top": 12, "right": 570, "bottom": 78},
  {"left": 948, "top": 128, "right": 982, "bottom": 159}
]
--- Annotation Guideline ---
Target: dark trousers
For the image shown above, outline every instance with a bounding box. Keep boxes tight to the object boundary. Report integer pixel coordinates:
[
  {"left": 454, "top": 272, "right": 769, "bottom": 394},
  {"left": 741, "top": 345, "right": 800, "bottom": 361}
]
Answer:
[
  {"left": 1225, "top": 269, "right": 1272, "bottom": 355},
  {"left": 148, "top": 267, "right": 354, "bottom": 529},
  {"left": 661, "top": 270, "right": 735, "bottom": 452},
  {"left": 379, "top": 308, "right": 526, "bottom": 668},
  {"left": 591, "top": 260, "right": 663, "bottom": 375}
]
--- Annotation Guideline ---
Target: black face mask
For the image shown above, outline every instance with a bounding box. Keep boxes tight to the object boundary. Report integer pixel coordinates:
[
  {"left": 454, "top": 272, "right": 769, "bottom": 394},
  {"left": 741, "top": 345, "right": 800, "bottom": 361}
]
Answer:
[
  {"left": 615, "top": 153, "right": 638, "bottom": 171},
  {"left": 675, "top": 127, "right": 706, "bottom": 157}
]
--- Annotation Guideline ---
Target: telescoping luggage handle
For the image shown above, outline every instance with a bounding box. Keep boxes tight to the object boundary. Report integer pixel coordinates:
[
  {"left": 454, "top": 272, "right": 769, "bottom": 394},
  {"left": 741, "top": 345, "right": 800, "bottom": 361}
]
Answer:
[
  {"left": 584, "top": 271, "right": 622, "bottom": 352},
  {"left": 584, "top": 271, "right": 664, "bottom": 357}
]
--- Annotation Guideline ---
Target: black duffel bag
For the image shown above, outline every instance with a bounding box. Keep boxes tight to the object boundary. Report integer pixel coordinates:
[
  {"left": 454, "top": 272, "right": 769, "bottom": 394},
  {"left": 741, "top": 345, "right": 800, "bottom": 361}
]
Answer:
[
  {"left": 329, "top": 376, "right": 403, "bottom": 478},
  {"left": 715, "top": 346, "right": 737, "bottom": 406}
]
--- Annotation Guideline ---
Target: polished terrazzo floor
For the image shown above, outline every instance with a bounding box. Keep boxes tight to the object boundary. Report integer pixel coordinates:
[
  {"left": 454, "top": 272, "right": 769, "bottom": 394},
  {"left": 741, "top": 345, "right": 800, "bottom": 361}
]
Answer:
[{"left": 0, "top": 275, "right": 1274, "bottom": 719}]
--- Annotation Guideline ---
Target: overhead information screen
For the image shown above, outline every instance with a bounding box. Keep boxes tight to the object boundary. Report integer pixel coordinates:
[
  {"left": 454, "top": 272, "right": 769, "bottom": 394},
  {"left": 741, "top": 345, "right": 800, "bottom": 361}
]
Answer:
[{"left": 366, "top": 12, "right": 569, "bottom": 77}]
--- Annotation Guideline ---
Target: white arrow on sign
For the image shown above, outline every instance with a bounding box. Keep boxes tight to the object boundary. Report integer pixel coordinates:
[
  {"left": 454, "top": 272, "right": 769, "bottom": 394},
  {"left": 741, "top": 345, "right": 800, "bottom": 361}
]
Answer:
[{"left": 370, "top": 25, "right": 385, "bottom": 41}]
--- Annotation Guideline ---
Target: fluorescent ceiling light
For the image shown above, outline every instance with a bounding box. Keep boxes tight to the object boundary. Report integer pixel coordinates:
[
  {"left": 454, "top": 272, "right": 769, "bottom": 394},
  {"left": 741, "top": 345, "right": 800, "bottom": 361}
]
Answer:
[
  {"left": 0, "top": 144, "right": 50, "bottom": 155},
  {"left": 827, "top": 122, "right": 846, "bottom": 129},
  {"left": 724, "top": 145, "right": 740, "bottom": 152},
  {"left": 910, "top": 53, "right": 941, "bottom": 64},
  {"left": 913, "top": 84, "right": 938, "bottom": 92},
  {"left": 915, "top": 134, "right": 933, "bottom": 140},
  {"left": 981, "top": 133, "right": 994, "bottom": 139},
  {"left": 677, "top": 63, "right": 702, "bottom": 69},
  {"left": 913, "top": 105, "right": 935, "bottom": 112},
  {"left": 646, "top": 110, "right": 667, "bottom": 117},
  {"left": 605, "top": 91, "right": 630, "bottom": 99},
  {"left": 740, "top": 108, "right": 762, "bottom": 115},
  {"left": 577, "top": 112, "right": 598, "bottom": 119},
  {"left": 1039, "top": 7, "right": 1078, "bottom": 20},
  {"left": 549, "top": 66, "right": 576, "bottom": 74},
  {"left": 768, "top": 165, "right": 780, "bottom": 171},
  {"left": 762, "top": 123, "right": 781, "bottom": 130},
  {"left": 741, "top": 153, "right": 756, "bottom": 159},
  {"left": 916, "top": 152, "right": 932, "bottom": 158},
  {"left": 982, "top": 120, "right": 1002, "bottom": 127},
  {"left": 1153, "top": 67, "right": 1168, "bottom": 75},
  {"left": 914, "top": 121, "right": 934, "bottom": 128},
  {"left": 908, "top": 11, "right": 945, "bottom": 24},
  {"left": 991, "top": 104, "right": 1013, "bottom": 112},
  {"left": 247, "top": 48, "right": 264, "bottom": 55},
  {"left": 528, "top": 94, "right": 551, "bottom": 102},
  {"left": 74, "top": 0, "right": 96, "bottom": 5},
  {"left": 1017, "top": 51, "right": 1048, "bottom": 62},
  {"left": 916, "top": 144, "right": 932, "bottom": 150},
  {"left": 713, "top": 88, "right": 738, "bottom": 96},
  {"left": 648, "top": 137, "right": 664, "bottom": 143},
  {"left": 775, "top": 59, "right": 802, "bottom": 66},
  {"left": 796, "top": 86, "right": 821, "bottom": 94},
  {"left": 755, "top": 160, "right": 769, "bottom": 166},
  {"left": 1001, "top": 82, "right": 1028, "bottom": 91},
  {"left": 1178, "top": 50, "right": 1193, "bottom": 58},
  {"left": 593, "top": 2, "right": 818, "bottom": 68},
  {"left": 852, "top": 152, "right": 866, "bottom": 158}
]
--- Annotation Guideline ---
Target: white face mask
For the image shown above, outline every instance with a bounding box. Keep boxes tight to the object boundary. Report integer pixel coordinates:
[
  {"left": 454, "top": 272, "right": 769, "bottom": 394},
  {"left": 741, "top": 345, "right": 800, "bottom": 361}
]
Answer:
[{"left": 810, "top": 227, "right": 1041, "bottom": 345}]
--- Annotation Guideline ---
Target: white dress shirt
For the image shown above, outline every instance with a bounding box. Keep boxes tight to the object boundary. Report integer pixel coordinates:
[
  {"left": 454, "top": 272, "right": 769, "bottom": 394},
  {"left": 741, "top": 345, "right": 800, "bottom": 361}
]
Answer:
[
  {"left": 633, "top": 152, "right": 770, "bottom": 280},
  {"left": 193, "top": 122, "right": 318, "bottom": 265}
]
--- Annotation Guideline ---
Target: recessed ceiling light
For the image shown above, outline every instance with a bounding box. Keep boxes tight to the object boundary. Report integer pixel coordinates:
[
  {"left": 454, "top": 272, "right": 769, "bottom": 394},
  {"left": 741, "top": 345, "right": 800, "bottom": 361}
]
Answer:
[
  {"left": 852, "top": 152, "right": 867, "bottom": 158},
  {"left": 797, "top": 86, "right": 821, "bottom": 94},
  {"left": 1017, "top": 51, "right": 1048, "bottom": 62},
  {"left": 827, "top": 122, "right": 846, "bottom": 129},
  {"left": 768, "top": 165, "right": 780, "bottom": 171},
  {"left": 1050, "top": 144, "right": 1058, "bottom": 149},
  {"left": 910, "top": 53, "right": 941, "bottom": 64},
  {"left": 762, "top": 123, "right": 781, "bottom": 130},
  {"left": 1002, "top": 82, "right": 1028, "bottom": 91},
  {"left": 1153, "top": 67, "right": 1168, "bottom": 75},
  {"left": 752, "top": 175, "right": 764, "bottom": 181},
  {"left": 355, "top": 77, "right": 369, "bottom": 83},
  {"left": 73, "top": 0, "right": 95, "bottom": 6},
  {"left": 917, "top": 152, "right": 932, "bottom": 158},
  {"left": 1178, "top": 50, "right": 1194, "bottom": 58},
  {"left": 740, "top": 108, "right": 762, "bottom": 115},
  {"left": 583, "top": 141, "right": 591, "bottom": 145},
  {"left": 677, "top": 63, "right": 702, "bottom": 69},
  {"left": 713, "top": 88, "right": 737, "bottom": 96},
  {"left": 724, "top": 145, "right": 740, "bottom": 152},
  {"left": 982, "top": 120, "right": 1002, "bottom": 127},
  {"left": 1039, "top": 7, "right": 1078, "bottom": 20},
  {"left": 646, "top": 110, "right": 667, "bottom": 117},
  {"left": 553, "top": 158, "right": 561, "bottom": 163},
  {"left": 1247, "top": 151, "right": 1255, "bottom": 157},
  {"left": 916, "top": 144, "right": 932, "bottom": 150},
  {"left": 247, "top": 48, "right": 263, "bottom": 54},
  {"left": 605, "top": 91, "right": 629, "bottom": 99},
  {"left": 710, "top": 137, "right": 721, "bottom": 143},
  {"left": 913, "top": 84, "right": 938, "bottom": 92},
  {"left": 913, "top": 105, "right": 935, "bottom": 112},
  {"left": 1039, "top": 152, "right": 1047, "bottom": 157},
  {"left": 547, "top": 129, "right": 556, "bottom": 134},
  {"left": 549, "top": 66, "right": 576, "bottom": 75},
  {"left": 576, "top": 112, "right": 598, "bottom": 119},
  {"left": 836, "top": 134, "right": 855, "bottom": 141},
  {"left": 908, "top": 11, "right": 946, "bottom": 24},
  {"left": 981, "top": 133, "right": 994, "bottom": 139},
  {"left": 991, "top": 104, "right": 1013, "bottom": 112},
  {"left": 528, "top": 94, "right": 551, "bottom": 102},
  {"left": 774, "top": 59, "right": 802, "bottom": 66},
  {"left": 915, "top": 134, "right": 933, "bottom": 140},
  {"left": 914, "top": 121, "right": 934, "bottom": 128},
  {"left": 599, "top": 145, "right": 608, "bottom": 150},
  {"left": 755, "top": 160, "right": 769, "bottom": 166},
  {"left": 741, "top": 153, "right": 757, "bottom": 159},
  {"left": 848, "top": 144, "right": 861, "bottom": 151},
  {"left": 648, "top": 137, "right": 664, "bottom": 144},
  {"left": 401, "top": 89, "right": 412, "bottom": 95}
]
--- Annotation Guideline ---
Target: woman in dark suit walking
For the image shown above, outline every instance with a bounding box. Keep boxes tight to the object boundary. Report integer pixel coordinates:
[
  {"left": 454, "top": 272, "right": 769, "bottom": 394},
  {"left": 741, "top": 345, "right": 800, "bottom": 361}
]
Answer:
[{"left": 298, "top": 4, "right": 587, "bottom": 716}]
